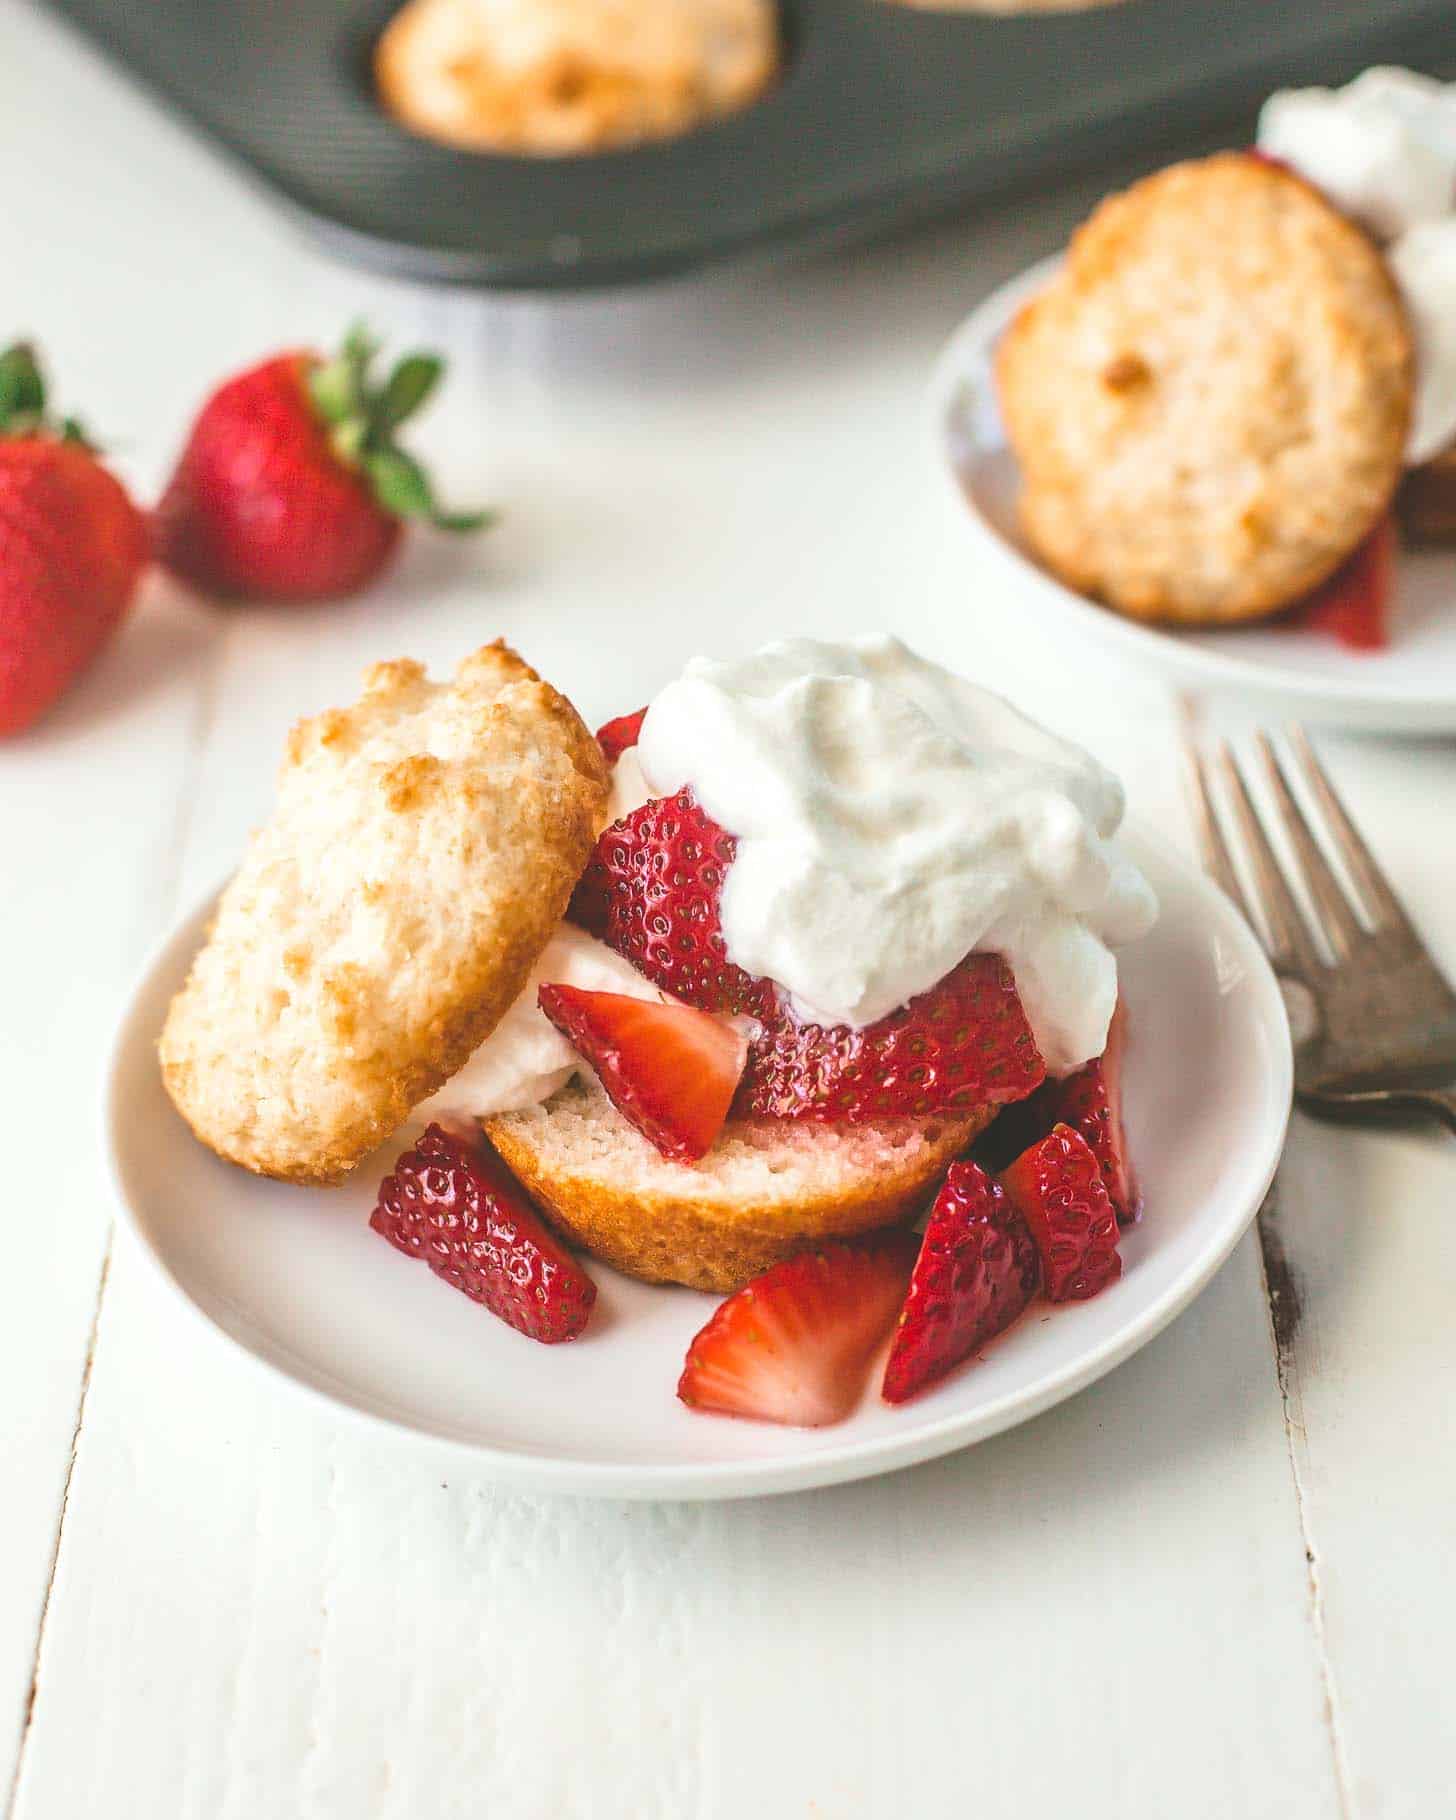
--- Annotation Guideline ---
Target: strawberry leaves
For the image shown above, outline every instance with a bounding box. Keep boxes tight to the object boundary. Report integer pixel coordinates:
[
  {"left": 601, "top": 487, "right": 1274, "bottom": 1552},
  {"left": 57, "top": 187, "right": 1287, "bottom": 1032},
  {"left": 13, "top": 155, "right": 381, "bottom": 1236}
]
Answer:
[
  {"left": 0, "top": 343, "right": 91, "bottom": 446},
  {"left": 305, "top": 323, "right": 493, "bottom": 534}
]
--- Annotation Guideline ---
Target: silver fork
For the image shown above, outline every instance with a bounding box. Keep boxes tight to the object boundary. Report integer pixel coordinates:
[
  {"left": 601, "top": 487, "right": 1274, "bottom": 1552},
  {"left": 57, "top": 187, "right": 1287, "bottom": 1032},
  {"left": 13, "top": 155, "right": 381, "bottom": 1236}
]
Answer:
[{"left": 1181, "top": 722, "right": 1456, "bottom": 1134}]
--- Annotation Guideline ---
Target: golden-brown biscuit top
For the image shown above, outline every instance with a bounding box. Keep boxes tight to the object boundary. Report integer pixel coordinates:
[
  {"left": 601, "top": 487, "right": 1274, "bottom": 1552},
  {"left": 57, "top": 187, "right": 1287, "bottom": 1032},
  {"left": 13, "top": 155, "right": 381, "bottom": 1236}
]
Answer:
[
  {"left": 159, "top": 641, "right": 608, "bottom": 1184},
  {"left": 997, "top": 153, "right": 1414, "bottom": 624}
]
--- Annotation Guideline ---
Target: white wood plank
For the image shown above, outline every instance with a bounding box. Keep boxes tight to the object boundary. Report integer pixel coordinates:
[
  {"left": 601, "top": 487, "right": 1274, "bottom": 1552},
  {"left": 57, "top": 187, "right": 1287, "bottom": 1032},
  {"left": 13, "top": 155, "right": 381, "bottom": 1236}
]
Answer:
[
  {"left": 13, "top": 1232, "right": 1340, "bottom": 1820},
  {"left": 1238, "top": 733, "right": 1456, "bottom": 1820},
  {"left": 0, "top": 571, "right": 214, "bottom": 1786}
]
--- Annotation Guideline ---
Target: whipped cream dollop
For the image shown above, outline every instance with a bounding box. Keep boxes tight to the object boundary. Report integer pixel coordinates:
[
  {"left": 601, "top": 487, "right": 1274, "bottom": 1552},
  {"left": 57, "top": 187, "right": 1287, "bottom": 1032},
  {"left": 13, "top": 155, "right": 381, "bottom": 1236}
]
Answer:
[
  {"left": 1387, "top": 219, "right": 1456, "bottom": 466},
  {"left": 1258, "top": 67, "right": 1456, "bottom": 240},
  {"left": 635, "top": 636, "right": 1157, "bottom": 1077},
  {"left": 1257, "top": 66, "right": 1456, "bottom": 465},
  {"left": 414, "top": 924, "right": 663, "bottom": 1120}
]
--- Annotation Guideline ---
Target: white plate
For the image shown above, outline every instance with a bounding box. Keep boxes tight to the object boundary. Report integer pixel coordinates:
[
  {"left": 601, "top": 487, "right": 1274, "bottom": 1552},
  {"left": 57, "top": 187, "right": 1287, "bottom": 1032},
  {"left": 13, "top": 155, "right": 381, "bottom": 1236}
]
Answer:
[
  {"left": 933, "top": 257, "right": 1456, "bottom": 734},
  {"left": 106, "top": 834, "right": 1290, "bottom": 1501}
]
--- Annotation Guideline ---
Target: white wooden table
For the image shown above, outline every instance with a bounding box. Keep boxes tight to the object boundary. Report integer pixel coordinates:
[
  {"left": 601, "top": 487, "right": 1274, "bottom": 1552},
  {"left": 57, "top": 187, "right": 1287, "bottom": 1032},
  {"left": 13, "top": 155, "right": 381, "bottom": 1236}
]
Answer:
[{"left": 5, "top": 4, "right": 1456, "bottom": 1814}]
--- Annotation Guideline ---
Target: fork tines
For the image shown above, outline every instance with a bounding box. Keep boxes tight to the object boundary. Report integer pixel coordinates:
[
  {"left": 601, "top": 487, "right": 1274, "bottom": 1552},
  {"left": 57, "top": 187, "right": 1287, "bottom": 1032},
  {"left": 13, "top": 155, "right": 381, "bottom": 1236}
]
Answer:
[{"left": 1180, "top": 720, "right": 1416, "bottom": 980}]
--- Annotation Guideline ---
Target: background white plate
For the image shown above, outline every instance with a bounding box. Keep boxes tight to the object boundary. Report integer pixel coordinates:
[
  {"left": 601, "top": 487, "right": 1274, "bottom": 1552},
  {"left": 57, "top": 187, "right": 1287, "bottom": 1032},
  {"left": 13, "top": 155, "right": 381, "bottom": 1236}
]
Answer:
[
  {"left": 107, "top": 834, "right": 1291, "bottom": 1501},
  {"left": 933, "top": 257, "right": 1456, "bottom": 734}
]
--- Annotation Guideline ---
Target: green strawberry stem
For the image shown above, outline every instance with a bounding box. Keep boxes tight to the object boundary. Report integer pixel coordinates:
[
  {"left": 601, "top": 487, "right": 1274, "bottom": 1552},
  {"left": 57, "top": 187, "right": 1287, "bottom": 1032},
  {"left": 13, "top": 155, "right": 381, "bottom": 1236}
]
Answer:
[
  {"left": 0, "top": 343, "right": 92, "bottom": 446},
  {"left": 305, "top": 323, "right": 493, "bottom": 534}
]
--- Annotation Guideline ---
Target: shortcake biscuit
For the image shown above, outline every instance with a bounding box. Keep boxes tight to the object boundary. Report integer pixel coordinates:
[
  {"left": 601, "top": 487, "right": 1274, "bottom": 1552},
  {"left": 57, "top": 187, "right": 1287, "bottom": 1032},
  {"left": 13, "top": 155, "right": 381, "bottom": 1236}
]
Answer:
[
  {"left": 376, "top": 0, "right": 778, "bottom": 156},
  {"left": 998, "top": 153, "right": 1414, "bottom": 624},
  {"left": 160, "top": 642, "right": 608, "bottom": 1185},
  {"left": 485, "top": 1076, "right": 992, "bottom": 1292}
]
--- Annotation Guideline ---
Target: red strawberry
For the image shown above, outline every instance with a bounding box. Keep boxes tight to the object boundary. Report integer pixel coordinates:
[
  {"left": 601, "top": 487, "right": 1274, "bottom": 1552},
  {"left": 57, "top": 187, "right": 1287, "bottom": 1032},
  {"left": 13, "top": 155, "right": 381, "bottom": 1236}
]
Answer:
[
  {"left": 740, "top": 955, "right": 1045, "bottom": 1122},
  {"left": 538, "top": 985, "right": 747, "bottom": 1162},
  {"left": 156, "top": 324, "right": 490, "bottom": 602},
  {"left": 678, "top": 1233, "right": 917, "bottom": 1427},
  {"left": 881, "top": 1161, "right": 1041, "bottom": 1404},
  {"left": 370, "top": 1123, "right": 595, "bottom": 1343},
  {"left": 976, "top": 1001, "right": 1139, "bottom": 1222},
  {"left": 596, "top": 707, "right": 646, "bottom": 764},
  {"left": 1298, "top": 516, "right": 1394, "bottom": 652},
  {"left": 573, "top": 790, "right": 1044, "bottom": 1117},
  {"left": 0, "top": 343, "right": 148, "bottom": 737},
  {"left": 569, "top": 787, "right": 775, "bottom": 1018},
  {"left": 1000, "top": 1124, "right": 1121, "bottom": 1303},
  {"left": 1049, "top": 1000, "right": 1138, "bottom": 1223}
]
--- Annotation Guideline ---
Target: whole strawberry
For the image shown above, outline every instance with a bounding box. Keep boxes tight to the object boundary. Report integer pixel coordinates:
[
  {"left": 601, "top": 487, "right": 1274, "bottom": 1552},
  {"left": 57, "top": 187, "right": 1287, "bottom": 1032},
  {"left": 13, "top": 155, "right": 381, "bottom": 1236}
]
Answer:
[
  {"left": 0, "top": 343, "right": 148, "bottom": 737},
  {"left": 156, "top": 325, "right": 490, "bottom": 602}
]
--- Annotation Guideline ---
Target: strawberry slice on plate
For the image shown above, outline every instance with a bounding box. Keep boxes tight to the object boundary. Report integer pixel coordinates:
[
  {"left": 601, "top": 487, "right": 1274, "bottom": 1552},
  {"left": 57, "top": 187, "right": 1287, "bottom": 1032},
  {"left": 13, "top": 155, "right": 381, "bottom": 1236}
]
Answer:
[
  {"left": 595, "top": 707, "right": 647, "bottom": 764},
  {"left": 1001, "top": 1124, "right": 1121, "bottom": 1303},
  {"left": 741, "top": 954, "right": 1045, "bottom": 1121},
  {"left": 882, "top": 1160, "right": 1042, "bottom": 1404},
  {"left": 1298, "top": 515, "right": 1394, "bottom": 652},
  {"left": 370, "top": 1124, "right": 596, "bottom": 1342},
  {"left": 678, "top": 1233, "right": 918, "bottom": 1427},
  {"left": 539, "top": 984, "right": 748, "bottom": 1163}
]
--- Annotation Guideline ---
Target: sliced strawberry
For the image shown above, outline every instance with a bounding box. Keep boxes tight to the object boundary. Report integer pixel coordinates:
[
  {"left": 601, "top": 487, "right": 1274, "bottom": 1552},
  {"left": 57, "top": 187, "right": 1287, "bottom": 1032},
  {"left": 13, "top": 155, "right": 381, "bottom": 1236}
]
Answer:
[
  {"left": 678, "top": 1233, "right": 918, "bottom": 1427},
  {"left": 370, "top": 1123, "right": 595, "bottom": 1343},
  {"left": 573, "top": 788, "right": 1044, "bottom": 1120},
  {"left": 596, "top": 707, "right": 647, "bottom": 764},
  {"left": 1051, "top": 999, "right": 1139, "bottom": 1223},
  {"left": 569, "top": 787, "right": 774, "bottom": 1017},
  {"left": 1298, "top": 515, "right": 1394, "bottom": 652},
  {"left": 979, "top": 1001, "right": 1139, "bottom": 1220},
  {"left": 538, "top": 985, "right": 747, "bottom": 1162},
  {"left": 882, "top": 1161, "right": 1041, "bottom": 1404},
  {"left": 1000, "top": 1124, "right": 1121, "bottom": 1303},
  {"left": 740, "top": 955, "right": 1045, "bottom": 1122}
]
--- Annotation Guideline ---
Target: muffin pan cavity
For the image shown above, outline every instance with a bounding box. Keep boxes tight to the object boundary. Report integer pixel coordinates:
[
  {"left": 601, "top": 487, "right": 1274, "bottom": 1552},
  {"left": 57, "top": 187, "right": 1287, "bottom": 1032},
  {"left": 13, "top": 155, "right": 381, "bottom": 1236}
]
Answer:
[{"left": 42, "top": 0, "right": 1456, "bottom": 288}]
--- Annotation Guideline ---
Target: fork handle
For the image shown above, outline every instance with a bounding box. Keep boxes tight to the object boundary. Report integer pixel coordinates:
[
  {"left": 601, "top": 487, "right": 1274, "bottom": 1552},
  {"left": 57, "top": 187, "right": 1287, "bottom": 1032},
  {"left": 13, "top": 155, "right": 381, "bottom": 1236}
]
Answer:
[
  {"left": 1416, "top": 1086, "right": 1456, "bottom": 1135},
  {"left": 1320, "top": 1086, "right": 1456, "bottom": 1133},
  {"left": 1377, "top": 1086, "right": 1456, "bottom": 1134}
]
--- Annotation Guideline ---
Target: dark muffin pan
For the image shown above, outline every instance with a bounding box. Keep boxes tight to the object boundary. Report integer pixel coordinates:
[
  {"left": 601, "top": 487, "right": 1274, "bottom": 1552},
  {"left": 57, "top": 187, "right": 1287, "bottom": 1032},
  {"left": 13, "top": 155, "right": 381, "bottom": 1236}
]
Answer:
[{"left": 43, "top": 0, "right": 1456, "bottom": 289}]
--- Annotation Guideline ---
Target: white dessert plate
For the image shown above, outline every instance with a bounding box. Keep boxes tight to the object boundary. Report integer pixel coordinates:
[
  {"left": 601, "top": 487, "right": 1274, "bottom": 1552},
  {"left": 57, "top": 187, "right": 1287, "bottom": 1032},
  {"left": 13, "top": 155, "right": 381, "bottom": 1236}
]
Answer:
[
  {"left": 932, "top": 256, "right": 1456, "bottom": 734},
  {"left": 107, "top": 832, "right": 1290, "bottom": 1501}
]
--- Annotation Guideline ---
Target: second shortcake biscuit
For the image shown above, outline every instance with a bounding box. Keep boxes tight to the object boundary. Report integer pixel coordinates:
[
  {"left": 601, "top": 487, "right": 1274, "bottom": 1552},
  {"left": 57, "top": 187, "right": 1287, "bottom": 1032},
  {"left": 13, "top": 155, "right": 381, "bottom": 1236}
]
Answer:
[{"left": 998, "top": 153, "right": 1414, "bottom": 624}]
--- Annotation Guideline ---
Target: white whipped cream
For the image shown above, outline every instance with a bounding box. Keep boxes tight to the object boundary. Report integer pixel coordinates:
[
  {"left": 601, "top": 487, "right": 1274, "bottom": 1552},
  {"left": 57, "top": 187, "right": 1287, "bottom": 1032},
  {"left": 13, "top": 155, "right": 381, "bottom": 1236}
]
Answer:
[
  {"left": 415, "top": 923, "right": 663, "bottom": 1119},
  {"left": 1258, "top": 67, "right": 1456, "bottom": 465},
  {"left": 1258, "top": 67, "right": 1456, "bottom": 240},
  {"left": 606, "top": 745, "right": 651, "bottom": 826},
  {"left": 1386, "top": 219, "right": 1456, "bottom": 465},
  {"left": 635, "top": 636, "right": 1157, "bottom": 1077}
]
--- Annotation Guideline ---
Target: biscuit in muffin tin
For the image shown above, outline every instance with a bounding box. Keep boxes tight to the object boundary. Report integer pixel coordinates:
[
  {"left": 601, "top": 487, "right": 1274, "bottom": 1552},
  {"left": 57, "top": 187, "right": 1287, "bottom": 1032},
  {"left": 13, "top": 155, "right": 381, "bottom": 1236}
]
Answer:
[{"left": 376, "top": 0, "right": 780, "bottom": 155}]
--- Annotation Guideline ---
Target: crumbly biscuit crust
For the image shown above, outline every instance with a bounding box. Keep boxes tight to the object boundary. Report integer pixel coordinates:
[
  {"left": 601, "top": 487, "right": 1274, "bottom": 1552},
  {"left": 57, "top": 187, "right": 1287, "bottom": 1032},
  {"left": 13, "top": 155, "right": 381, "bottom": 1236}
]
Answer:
[
  {"left": 486, "top": 1077, "right": 991, "bottom": 1292},
  {"left": 998, "top": 153, "right": 1414, "bottom": 623},
  {"left": 160, "top": 642, "right": 608, "bottom": 1184}
]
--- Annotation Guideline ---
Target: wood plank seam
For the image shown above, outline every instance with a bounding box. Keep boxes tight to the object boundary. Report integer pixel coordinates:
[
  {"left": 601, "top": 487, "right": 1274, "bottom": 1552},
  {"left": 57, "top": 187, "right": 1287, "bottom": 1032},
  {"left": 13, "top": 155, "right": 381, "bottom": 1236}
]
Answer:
[
  {"left": 295, "top": 1444, "right": 342, "bottom": 1820},
  {"left": 4, "top": 616, "right": 232, "bottom": 1820},
  {"left": 1257, "top": 1190, "right": 1358, "bottom": 1820},
  {"left": 2, "top": 1240, "right": 112, "bottom": 1820}
]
